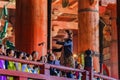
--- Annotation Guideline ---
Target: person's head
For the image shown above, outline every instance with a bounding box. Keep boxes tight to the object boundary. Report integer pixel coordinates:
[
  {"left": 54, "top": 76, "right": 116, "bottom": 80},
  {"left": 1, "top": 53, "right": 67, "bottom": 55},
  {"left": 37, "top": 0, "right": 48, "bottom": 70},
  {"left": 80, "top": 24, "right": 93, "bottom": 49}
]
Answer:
[
  {"left": 47, "top": 53, "right": 55, "bottom": 61},
  {"left": 22, "top": 56, "right": 28, "bottom": 60},
  {"left": 76, "top": 64, "right": 83, "bottom": 69},
  {"left": 0, "top": 44, "right": 5, "bottom": 55},
  {"left": 6, "top": 49, "right": 14, "bottom": 57},
  {"left": 16, "top": 51, "right": 24, "bottom": 59},
  {"left": 31, "top": 51, "right": 38, "bottom": 61},
  {"left": 64, "top": 30, "right": 73, "bottom": 39},
  {"left": 40, "top": 56, "right": 47, "bottom": 63},
  {"left": 85, "top": 49, "right": 92, "bottom": 56},
  {"left": 26, "top": 54, "right": 32, "bottom": 61}
]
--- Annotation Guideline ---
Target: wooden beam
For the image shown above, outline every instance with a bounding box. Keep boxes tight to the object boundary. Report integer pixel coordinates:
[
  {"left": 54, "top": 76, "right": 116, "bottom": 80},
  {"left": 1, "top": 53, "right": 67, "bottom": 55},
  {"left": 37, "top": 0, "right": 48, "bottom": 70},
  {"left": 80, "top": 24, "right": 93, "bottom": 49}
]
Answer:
[
  {"left": 69, "top": 2, "right": 78, "bottom": 9},
  {"left": 69, "top": 0, "right": 78, "bottom": 9},
  {"left": 0, "top": 1, "right": 15, "bottom": 9},
  {"left": 52, "top": 13, "right": 77, "bottom": 22},
  {"left": 52, "top": 0, "right": 60, "bottom": 5},
  {"left": 52, "top": 21, "right": 78, "bottom": 29}
]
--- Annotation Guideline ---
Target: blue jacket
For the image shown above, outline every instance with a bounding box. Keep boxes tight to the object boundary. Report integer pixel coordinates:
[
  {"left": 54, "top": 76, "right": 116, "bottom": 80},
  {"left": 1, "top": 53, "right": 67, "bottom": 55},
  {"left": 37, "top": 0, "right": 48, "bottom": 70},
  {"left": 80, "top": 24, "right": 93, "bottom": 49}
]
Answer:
[{"left": 53, "top": 39, "right": 73, "bottom": 57}]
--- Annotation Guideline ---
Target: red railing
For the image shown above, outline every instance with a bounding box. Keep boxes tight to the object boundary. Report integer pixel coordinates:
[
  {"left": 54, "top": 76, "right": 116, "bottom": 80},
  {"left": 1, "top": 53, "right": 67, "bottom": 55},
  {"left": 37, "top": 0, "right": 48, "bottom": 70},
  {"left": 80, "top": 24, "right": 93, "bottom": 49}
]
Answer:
[
  {"left": 94, "top": 73, "right": 117, "bottom": 80},
  {"left": 0, "top": 56, "right": 117, "bottom": 80}
]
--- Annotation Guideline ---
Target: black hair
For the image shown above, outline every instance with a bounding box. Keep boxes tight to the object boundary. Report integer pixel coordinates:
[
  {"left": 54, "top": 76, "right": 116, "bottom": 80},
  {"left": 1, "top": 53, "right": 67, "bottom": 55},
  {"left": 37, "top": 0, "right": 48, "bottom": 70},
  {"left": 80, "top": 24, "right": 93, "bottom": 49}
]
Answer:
[
  {"left": 6, "top": 49, "right": 12, "bottom": 54},
  {"left": 31, "top": 51, "right": 37, "bottom": 57},
  {"left": 47, "top": 53, "right": 52, "bottom": 62},
  {"left": 40, "top": 56, "right": 44, "bottom": 61},
  {"left": 85, "top": 49, "right": 91, "bottom": 56},
  {"left": 22, "top": 56, "right": 27, "bottom": 60},
  {"left": 26, "top": 54, "right": 31, "bottom": 57},
  {"left": 16, "top": 51, "right": 23, "bottom": 58},
  {"left": 6, "top": 49, "right": 14, "bottom": 56},
  {"left": 65, "top": 30, "right": 73, "bottom": 39},
  {"left": 76, "top": 64, "right": 80, "bottom": 68},
  {"left": 0, "top": 44, "right": 3, "bottom": 49}
]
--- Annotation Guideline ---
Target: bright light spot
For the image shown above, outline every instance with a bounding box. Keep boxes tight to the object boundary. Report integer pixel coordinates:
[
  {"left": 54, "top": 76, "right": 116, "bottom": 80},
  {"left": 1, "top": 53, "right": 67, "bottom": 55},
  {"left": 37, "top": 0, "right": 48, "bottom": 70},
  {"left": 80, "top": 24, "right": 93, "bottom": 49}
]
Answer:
[{"left": 73, "top": 54, "right": 77, "bottom": 58}]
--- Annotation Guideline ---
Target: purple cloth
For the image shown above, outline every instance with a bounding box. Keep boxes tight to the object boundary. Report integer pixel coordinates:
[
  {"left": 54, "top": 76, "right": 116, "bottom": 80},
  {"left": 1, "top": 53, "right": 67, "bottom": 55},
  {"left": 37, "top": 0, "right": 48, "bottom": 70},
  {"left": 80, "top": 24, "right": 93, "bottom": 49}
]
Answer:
[{"left": 0, "top": 60, "right": 7, "bottom": 80}]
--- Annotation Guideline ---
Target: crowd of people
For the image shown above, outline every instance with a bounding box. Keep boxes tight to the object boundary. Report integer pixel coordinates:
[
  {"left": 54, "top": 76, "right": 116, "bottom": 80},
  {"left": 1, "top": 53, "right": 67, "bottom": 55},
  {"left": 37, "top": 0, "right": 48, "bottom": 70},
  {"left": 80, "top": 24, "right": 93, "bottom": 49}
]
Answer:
[{"left": 0, "top": 30, "right": 85, "bottom": 80}]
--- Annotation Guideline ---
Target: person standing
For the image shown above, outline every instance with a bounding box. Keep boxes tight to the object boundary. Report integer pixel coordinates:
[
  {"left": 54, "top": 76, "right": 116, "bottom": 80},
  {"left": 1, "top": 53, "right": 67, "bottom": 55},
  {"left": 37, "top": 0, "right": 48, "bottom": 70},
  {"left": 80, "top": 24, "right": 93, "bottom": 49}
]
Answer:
[
  {"left": 53, "top": 30, "right": 75, "bottom": 78},
  {"left": 0, "top": 44, "right": 7, "bottom": 80}
]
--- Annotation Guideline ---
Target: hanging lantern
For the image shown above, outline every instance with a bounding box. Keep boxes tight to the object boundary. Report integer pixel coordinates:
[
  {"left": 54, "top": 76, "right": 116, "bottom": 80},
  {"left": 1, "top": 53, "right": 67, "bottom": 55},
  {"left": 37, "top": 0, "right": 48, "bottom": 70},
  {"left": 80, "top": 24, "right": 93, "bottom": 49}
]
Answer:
[{"left": 62, "top": 0, "right": 69, "bottom": 8}]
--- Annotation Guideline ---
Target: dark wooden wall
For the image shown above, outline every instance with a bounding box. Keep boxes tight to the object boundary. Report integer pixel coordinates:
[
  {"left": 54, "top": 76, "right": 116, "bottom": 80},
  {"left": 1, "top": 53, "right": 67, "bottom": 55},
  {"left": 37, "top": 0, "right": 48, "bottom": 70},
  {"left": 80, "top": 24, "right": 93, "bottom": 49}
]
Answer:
[{"left": 117, "top": 0, "right": 120, "bottom": 78}]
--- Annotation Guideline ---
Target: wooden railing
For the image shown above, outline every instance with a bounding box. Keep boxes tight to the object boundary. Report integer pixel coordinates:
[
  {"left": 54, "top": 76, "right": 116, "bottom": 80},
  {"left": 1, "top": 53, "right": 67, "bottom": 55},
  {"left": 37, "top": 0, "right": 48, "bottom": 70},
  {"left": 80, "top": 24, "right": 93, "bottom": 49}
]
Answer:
[
  {"left": 0, "top": 56, "right": 117, "bottom": 80},
  {"left": 94, "top": 73, "right": 117, "bottom": 80}
]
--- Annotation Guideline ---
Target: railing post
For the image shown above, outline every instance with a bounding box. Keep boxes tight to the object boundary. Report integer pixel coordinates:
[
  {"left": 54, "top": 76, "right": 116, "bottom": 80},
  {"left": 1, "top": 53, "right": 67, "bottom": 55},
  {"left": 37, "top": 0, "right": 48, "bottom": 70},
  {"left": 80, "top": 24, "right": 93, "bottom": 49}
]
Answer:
[
  {"left": 84, "top": 67, "right": 93, "bottom": 80},
  {"left": 91, "top": 68, "right": 94, "bottom": 80},
  {"left": 84, "top": 50, "right": 93, "bottom": 80},
  {"left": 42, "top": 64, "right": 50, "bottom": 76},
  {"left": 15, "top": 77, "right": 27, "bottom": 80},
  {"left": 82, "top": 71, "right": 89, "bottom": 80}
]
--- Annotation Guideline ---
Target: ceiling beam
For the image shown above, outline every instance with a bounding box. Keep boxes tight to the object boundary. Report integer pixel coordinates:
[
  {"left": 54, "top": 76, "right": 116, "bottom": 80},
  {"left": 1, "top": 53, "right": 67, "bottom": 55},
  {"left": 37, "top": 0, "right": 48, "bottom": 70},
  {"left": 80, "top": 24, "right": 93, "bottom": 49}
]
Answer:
[
  {"left": 52, "top": 21, "right": 78, "bottom": 29},
  {"left": 52, "top": 13, "right": 77, "bottom": 22},
  {"left": 69, "top": 0, "right": 78, "bottom": 9},
  {"left": 0, "top": 1, "right": 15, "bottom": 9},
  {"left": 52, "top": 0, "right": 60, "bottom": 5}
]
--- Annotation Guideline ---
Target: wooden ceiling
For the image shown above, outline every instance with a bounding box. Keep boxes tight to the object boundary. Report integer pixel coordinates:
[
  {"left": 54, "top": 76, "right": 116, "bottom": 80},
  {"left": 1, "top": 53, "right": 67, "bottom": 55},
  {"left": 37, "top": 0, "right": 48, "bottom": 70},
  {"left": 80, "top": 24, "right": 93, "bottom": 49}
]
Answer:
[
  {"left": 0, "top": 0, "right": 78, "bottom": 22},
  {"left": 0, "top": 1, "right": 15, "bottom": 9},
  {"left": 52, "top": 0, "right": 78, "bottom": 22},
  {"left": 0, "top": 0, "right": 116, "bottom": 30}
]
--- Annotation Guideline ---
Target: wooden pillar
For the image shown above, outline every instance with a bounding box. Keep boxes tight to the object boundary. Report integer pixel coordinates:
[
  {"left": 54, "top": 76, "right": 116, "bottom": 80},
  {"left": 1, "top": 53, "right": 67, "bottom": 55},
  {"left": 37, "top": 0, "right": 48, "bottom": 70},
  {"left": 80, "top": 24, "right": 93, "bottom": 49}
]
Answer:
[
  {"left": 78, "top": 0, "right": 100, "bottom": 72},
  {"left": 117, "top": 0, "right": 120, "bottom": 79},
  {"left": 73, "top": 30, "right": 78, "bottom": 54},
  {"left": 15, "top": 0, "right": 47, "bottom": 57},
  {"left": 107, "top": 4, "right": 118, "bottom": 79}
]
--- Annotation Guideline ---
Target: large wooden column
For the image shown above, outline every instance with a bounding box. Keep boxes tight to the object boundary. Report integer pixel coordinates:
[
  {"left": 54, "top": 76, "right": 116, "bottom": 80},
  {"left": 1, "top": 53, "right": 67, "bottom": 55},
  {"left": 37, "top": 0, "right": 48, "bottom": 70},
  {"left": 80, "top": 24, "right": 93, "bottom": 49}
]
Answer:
[
  {"left": 78, "top": 0, "right": 99, "bottom": 72},
  {"left": 106, "top": 4, "right": 118, "bottom": 79},
  {"left": 117, "top": 0, "right": 120, "bottom": 79},
  {"left": 15, "top": 0, "right": 47, "bottom": 57}
]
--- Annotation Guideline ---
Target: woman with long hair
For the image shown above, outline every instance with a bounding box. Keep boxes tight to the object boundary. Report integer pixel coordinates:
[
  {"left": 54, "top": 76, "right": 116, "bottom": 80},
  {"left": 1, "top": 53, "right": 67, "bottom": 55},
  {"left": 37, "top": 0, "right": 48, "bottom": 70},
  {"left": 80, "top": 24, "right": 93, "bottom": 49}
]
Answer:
[{"left": 53, "top": 30, "right": 75, "bottom": 78}]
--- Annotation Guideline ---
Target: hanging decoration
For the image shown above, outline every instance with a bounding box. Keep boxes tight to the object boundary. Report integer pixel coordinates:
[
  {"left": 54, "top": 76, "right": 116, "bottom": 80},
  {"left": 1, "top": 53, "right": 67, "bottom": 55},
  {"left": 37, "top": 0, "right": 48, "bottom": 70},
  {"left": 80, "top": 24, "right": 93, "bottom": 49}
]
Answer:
[
  {"left": 9, "top": 0, "right": 16, "bottom": 4},
  {"left": 0, "top": 5, "right": 9, "bottom": 43},
  {"left": 0, "top": 1, "right": 15, "bottom": 49},
  {"left": 62, "top": 0, "right": 69, "bottom": 8},
  {"left": 6, "top": 40, "right": 15, "bottom": 49},
  {"left": 80, "top": 53, "right": 85, "bottom": 67}
]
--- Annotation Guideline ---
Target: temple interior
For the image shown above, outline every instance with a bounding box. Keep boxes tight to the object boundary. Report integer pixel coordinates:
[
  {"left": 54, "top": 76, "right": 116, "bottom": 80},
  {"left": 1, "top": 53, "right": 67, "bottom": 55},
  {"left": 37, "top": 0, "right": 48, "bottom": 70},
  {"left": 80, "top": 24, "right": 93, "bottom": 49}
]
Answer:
[{"left": 0, "top": 0, "right": 120, "bottom": 80}]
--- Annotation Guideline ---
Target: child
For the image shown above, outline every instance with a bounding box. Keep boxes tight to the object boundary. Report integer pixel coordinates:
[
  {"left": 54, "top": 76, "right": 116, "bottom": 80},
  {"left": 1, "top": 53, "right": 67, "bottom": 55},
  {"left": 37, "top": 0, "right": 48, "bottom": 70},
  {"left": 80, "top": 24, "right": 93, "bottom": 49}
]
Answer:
[
  {"left": 0, "top": 44, "right": 7, "bottom": 80},
  {"left": 47, "top": 53, "right": 59, "bottom": 76},
  {"left": 39, "top": 56, "right": 47, "bottom": 63},
  {"left": 22, "top": 56, "right": 31, "bottom": 73},
  {"left": 15, "top": 51, "right": 24, "bottom": 71},
  {"left": 74, "top": 64, "right": 83, "bottom": 80},
  {"left": 31, "top": 51, "right": 38, "bottom": 61},
  {"left": 26, "top": 54, "right": 36, "bottom": 74},
  {"left": 6, "top": 49, "right": 16, "bottom": 80},
  {"left": 31, "top": 51, "right": 39, "bottom": 74}
]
